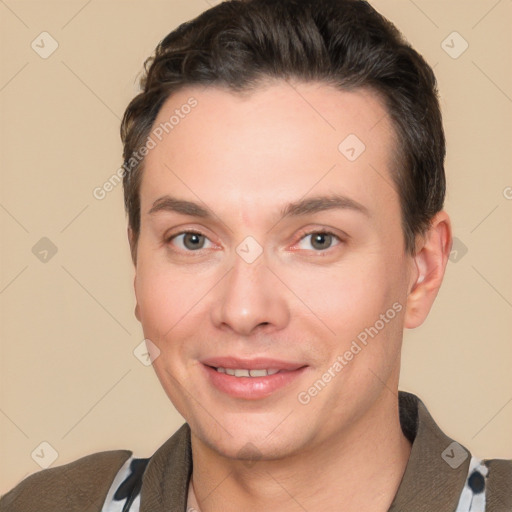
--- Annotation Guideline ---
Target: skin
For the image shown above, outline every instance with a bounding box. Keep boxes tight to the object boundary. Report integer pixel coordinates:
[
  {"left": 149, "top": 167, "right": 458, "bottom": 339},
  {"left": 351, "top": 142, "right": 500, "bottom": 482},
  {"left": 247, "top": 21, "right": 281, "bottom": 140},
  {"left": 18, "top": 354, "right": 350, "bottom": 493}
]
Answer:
[{"left": 129, "top": 81, "right": 452, "bottom": 511}]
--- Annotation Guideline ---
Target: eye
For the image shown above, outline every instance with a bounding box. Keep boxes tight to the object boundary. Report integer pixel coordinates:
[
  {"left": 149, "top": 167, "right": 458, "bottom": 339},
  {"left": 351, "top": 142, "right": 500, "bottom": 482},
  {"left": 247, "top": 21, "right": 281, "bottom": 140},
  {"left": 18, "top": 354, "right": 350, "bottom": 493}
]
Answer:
[
  {"left": 166, "top": 231, "right": 213, "bottom": 251},
  {"left": 296, "top": 230, "right": 342, "bottom": 251}
]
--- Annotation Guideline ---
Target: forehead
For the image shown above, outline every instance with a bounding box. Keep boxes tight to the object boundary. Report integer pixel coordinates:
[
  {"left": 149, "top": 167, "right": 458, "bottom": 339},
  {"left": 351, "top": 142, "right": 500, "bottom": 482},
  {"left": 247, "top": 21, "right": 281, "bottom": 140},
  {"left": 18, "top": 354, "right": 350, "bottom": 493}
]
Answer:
[{"left": 139, "top": 81, "right": 398, "bottom": 222}]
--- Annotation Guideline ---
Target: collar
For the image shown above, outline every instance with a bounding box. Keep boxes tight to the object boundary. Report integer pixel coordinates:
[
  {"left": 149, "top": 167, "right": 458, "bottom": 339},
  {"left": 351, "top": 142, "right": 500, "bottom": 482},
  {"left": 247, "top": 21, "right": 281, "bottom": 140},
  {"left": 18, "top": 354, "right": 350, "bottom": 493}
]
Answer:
[
  {"left": 388, "top": 391, "right": 470, "bottom": 511},
  {"left": 139, "top": 391, "right": 471, "bottom": 512}
]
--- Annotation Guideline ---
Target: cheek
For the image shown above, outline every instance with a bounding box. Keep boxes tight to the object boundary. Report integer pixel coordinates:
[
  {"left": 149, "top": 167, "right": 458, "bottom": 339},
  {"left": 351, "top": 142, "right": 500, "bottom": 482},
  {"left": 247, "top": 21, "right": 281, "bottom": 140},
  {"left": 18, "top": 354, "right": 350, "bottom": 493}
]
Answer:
[
  {"left": 136, "top": 272, "right": 168, "bottom": 332},
  {"left": 134, "top": 267, "right": 194, "bottom": 409},
  {"left": 134, "top": 250, "right": 186, "bottom": 342},
  {"left": 286, "top": 257, "right": 398, "bottom": 332},
  {"left": 134, "top": 251, "right": 215, "bottom": 371},
  {"left": 281, "top": 251, "right": 407, "bottom": 387}
]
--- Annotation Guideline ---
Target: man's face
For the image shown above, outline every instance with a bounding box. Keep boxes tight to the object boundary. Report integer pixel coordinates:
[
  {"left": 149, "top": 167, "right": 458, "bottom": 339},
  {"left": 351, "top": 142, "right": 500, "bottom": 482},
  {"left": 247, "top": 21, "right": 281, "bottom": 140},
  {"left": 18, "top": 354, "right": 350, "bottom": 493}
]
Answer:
[{"left": 133, "top": 81, "right": 416, "bottom": 460}]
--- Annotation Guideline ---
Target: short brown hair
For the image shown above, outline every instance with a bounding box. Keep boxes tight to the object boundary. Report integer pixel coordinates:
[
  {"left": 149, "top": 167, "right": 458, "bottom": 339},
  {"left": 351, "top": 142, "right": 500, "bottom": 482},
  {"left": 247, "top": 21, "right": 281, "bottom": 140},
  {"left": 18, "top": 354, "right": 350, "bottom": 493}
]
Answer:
[{"left": 121, "top": 0, "right": 446, "bottom": 263}]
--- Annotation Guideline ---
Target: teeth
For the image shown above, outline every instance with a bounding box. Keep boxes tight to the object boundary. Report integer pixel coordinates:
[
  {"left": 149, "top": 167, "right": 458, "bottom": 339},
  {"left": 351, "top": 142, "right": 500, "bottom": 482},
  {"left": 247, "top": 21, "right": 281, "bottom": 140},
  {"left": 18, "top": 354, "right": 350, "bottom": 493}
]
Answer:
[
  {"left": 249, "top": 369, "right": 268, "bottom": 377},
  {"left": 215, "top": 367, "right": 280, "bottom": 377}
]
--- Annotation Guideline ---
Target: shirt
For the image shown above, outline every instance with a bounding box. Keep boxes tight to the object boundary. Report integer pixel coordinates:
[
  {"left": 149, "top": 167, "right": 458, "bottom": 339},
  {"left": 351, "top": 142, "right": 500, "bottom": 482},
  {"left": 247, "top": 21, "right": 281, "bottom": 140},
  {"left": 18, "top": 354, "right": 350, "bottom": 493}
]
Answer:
[{"left": 1, "top": 391, "right": 511, "bottom": 512}]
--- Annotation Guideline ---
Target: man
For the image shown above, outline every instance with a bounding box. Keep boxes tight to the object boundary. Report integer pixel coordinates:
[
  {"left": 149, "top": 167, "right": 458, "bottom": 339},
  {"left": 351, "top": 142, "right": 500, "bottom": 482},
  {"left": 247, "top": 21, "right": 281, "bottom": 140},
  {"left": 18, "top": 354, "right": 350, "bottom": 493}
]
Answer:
[{"left": 1, "top": 0, "right": 510, "bottom": 511}]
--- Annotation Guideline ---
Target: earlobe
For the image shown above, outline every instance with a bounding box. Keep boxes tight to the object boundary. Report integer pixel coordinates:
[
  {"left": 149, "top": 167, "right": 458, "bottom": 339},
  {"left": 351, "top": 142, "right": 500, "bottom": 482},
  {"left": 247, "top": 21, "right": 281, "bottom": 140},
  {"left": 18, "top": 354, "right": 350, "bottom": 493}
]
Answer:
[
  {"left": 132, "top": 267, "right": 142, "bottom": 322},
  {"left": 127, "top": 225, "right": 138, "bottom": 266},
  {"left": 129, "top": 228, "right": 141, "bottom": 322},
  {"left": 404, "top": 211, "right": 452, "bottom": 329}
]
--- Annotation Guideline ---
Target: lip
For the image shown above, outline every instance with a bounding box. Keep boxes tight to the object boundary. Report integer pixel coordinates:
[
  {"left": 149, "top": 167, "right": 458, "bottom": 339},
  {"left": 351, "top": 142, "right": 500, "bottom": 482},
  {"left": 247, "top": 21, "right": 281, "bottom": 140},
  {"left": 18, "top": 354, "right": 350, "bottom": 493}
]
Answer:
[
  {"left": 201, "top": 357, "right": 308, "bottom": 400},
  {"left": 201, "top": 356, "right": 305, "bottom": 371}
]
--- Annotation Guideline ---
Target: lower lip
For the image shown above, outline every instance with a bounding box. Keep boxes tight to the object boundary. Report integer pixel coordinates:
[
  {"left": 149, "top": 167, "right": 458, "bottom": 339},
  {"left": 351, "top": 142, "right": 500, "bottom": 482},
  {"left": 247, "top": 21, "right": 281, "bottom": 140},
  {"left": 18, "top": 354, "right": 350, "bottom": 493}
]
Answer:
[{"left": 203, "top": 364, "right": 308, "bottom": 400}]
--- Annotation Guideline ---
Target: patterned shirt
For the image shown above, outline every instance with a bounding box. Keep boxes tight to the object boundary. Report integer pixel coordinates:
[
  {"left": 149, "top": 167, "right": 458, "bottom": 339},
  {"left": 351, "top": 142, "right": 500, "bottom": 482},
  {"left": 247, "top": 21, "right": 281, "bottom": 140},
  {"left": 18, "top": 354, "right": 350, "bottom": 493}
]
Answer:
[{"left": 101, "top": 453, "right": 490, "bottom": 511}]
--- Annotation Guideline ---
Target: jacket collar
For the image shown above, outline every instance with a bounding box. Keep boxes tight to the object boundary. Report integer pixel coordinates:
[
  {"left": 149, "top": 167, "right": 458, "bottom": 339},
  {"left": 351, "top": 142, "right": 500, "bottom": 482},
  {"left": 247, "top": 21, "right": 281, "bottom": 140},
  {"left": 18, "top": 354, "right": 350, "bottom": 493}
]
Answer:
[
  {"left": 139, "top": 391, "right": 470, "bottom": 511},
  {"left": 388, "top": 392, "right": 470, "bottom": 511}
]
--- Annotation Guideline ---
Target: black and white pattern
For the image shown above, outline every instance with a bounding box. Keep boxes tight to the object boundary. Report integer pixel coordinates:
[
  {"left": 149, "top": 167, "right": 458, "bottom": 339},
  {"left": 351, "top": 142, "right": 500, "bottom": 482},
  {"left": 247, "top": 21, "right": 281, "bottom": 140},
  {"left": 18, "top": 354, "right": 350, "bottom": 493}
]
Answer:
[
  {"left": 455, "top": 456, "right": 489, "bottom": 512},
  {"left": 102, "top": 456, "right": 149, "bottom": 512}
]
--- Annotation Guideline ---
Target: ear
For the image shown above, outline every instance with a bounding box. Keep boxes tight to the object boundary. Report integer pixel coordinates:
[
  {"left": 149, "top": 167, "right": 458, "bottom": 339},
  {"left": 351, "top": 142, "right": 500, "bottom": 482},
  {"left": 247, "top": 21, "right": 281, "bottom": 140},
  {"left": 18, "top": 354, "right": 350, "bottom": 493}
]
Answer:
[
  {"left": 127, "top": 226, "right": 141, "bottom": 322},
  {"left": 134, "top": 298, "right": 141, "bottom": 322},
  {"left": 404, "top": 211, "right": 452, "bottom": 329},
  {"left": 134, "top": 266, "right": 141, "bottom": 322},
  {"left": 127, "top": 225, "right": 138, "bottom": 266}
]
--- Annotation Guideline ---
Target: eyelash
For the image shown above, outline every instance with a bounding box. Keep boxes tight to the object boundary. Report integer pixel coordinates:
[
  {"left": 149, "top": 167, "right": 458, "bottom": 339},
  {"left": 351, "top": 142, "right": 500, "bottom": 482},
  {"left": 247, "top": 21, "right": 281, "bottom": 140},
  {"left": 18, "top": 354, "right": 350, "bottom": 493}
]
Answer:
[
  {"left": 294, "top": 228, "right": 343, "bottom": 252},
  {"left": 165, "top": 229, "right": 343, "bottom": 254}
]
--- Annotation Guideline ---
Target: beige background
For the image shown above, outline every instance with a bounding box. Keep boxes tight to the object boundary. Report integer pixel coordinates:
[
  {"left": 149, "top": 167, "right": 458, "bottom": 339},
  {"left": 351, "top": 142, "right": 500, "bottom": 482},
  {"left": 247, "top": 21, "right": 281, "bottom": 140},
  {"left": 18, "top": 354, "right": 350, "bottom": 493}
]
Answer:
[{"left": 1, "top": 0, "right": 511, "bottom": 494}]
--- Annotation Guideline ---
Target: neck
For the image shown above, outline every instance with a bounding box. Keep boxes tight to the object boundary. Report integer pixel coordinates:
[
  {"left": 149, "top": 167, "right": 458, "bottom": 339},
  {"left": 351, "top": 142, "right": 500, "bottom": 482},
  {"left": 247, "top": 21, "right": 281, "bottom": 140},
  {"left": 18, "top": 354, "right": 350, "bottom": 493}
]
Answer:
[{"left": 189, "top": 390, "right": 411, "bottom": 512}]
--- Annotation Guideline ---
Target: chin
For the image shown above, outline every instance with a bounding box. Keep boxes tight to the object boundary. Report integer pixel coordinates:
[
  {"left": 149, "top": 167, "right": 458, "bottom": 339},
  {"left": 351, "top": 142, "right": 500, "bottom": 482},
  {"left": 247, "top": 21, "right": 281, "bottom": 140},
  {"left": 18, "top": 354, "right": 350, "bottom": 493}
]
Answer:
[
  {"left": 210, "top": 434, "right": 299, "bottom": 463},
  {"left": 191, "top": 414, "right": 307, "bottom": 462}
]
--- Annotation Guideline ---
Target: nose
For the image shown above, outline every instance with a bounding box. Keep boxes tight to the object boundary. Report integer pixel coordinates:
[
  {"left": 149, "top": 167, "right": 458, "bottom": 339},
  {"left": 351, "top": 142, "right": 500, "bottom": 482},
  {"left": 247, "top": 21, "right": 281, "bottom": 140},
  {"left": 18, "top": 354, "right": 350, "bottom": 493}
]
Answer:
[{"left": 210, "top": 252, "right": 290, "bottom": 337}]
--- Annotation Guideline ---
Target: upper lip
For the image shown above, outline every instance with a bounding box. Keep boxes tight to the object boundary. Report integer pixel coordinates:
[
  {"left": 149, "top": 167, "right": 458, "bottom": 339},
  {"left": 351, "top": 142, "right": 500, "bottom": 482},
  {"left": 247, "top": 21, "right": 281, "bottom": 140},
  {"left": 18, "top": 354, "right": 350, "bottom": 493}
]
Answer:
[{"left": 202, "top": 357, "right": 307, "bottom": 371}]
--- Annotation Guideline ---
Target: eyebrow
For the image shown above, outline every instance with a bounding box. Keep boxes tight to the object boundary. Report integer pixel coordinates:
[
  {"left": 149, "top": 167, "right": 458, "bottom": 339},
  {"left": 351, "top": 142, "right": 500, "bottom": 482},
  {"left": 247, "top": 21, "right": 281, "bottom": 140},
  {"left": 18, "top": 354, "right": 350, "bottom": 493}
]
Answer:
[{"left": 147, "top": 193, "right": 370, "bottom": 220}]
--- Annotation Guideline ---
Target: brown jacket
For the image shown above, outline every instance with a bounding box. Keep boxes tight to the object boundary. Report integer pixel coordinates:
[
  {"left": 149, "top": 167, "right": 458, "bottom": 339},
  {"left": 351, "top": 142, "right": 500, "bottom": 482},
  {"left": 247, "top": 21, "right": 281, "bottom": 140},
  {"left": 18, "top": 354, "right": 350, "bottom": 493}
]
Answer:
[{"left": 1, "top": 392, "right": 511, "bottom": 511}]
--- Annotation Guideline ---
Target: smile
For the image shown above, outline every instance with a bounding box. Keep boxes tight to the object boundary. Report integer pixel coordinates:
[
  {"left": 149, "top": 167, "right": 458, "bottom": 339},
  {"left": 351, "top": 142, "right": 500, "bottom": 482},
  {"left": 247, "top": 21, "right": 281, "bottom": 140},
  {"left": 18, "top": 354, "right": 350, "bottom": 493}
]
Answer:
[
  {"left": 202, "top": 359, "right": 308, "bottom": 400},
  {"left": 215, "top": 367, "right": 280, "bottom": 377}
]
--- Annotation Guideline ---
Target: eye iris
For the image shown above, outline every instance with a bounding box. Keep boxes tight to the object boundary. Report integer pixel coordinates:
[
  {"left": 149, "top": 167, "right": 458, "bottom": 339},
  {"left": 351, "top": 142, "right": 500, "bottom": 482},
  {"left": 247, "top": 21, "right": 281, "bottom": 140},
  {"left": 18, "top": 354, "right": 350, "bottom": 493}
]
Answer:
[
  {"left": 184, "top": 233, "right": 204, "bottom": 250},
  {"left": 311, "top": 233, "right": 332, "bottom": 250},
  {"left": 179, "top": 232, "right": 334, "bottom": 251}
]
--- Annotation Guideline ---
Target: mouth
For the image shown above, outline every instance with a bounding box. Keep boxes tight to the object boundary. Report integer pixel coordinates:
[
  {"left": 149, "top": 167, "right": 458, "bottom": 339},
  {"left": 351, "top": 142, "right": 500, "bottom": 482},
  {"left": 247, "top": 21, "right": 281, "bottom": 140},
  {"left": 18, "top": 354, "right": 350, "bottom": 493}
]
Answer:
[
  {"left": 211, "top": 367, "right": 281, "bottom": 377},
  {"left": 201, "top": 357, "right": 308, "bottom": 399}
]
